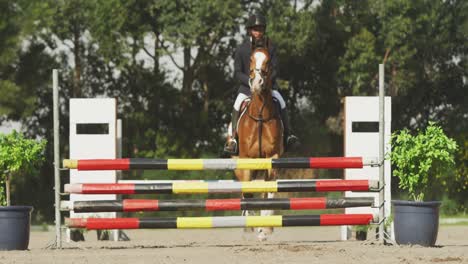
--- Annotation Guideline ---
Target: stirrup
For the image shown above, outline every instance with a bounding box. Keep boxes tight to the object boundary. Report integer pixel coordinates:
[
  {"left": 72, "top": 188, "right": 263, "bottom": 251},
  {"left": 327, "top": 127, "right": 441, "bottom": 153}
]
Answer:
[
  {"left": 287, "top": 135, "right": 298, "bottom": 145},
  {"left": 224, "top": 139, "right": 238, "bottom": 154},
  {"left": 285, "top": 135, "right": 299, "bottom": 152}
]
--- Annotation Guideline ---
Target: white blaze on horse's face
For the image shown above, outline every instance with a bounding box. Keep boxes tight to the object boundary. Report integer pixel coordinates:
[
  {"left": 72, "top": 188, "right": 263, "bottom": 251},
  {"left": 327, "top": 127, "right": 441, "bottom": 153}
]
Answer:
[{"left": 250, "top": 51, "right": 267, "bottom": 93}]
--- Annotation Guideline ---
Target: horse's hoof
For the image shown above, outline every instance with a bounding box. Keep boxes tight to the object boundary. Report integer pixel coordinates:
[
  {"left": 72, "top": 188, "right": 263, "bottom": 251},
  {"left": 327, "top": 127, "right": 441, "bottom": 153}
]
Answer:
[
  {"left": 256, "top": 227, "right": 273, "bottom": 241},
  {"left": 257, "top": 231, "right": 268, "bottom": 241}
]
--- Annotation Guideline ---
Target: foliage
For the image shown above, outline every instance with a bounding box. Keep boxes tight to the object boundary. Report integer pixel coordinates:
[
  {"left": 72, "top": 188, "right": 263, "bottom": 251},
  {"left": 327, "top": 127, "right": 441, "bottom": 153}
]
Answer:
[
  {"left": 0, "top": 131, "right": 46, "bottom": 206},
  {"left": 0, "top": 0, "right": 466, "bottom": 220},
  {"left": 378, "top": 0, "right": 468, "bottom": 132},
  {"left": 440, "top": 197, "right": 462, "bottom": 216},
  {"left": 0, "top": 1, "right": 22, "bottom": 69},
  {"left": 455, "top": 136, "right": 468, "bottom": 190},
  {"left": 0, "top": 1, "right": 31, "bottom": 119},
  {"left": 389, "top": 122, "right": 458, "bottom": 201},
  {"left": 354, "top": 224, "right": 371, "bottom": 233},
  {"left": 448, "top": 134, "right": 468, "bottom": 208},
  {"left": 339, "top": 29, "right": 379, "bottom": 95}
]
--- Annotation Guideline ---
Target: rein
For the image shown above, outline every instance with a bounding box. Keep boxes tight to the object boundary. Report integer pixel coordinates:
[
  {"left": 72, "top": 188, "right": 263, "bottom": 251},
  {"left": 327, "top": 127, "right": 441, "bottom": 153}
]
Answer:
[{"left": 246, "top": 94, "right": 277, "bottom": 158}]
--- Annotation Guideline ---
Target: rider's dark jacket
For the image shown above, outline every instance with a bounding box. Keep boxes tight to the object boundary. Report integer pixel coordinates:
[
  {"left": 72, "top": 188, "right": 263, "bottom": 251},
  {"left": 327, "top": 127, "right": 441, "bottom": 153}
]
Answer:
[{"left": 234, "top": 37, "right": 279, "bottom": 95}]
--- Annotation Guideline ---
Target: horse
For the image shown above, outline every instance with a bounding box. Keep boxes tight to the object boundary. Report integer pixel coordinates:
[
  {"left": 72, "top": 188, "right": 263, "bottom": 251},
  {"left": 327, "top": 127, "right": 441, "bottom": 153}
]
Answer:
[{"left": 234, "top": 43, "right": 284, "bottom": 241}]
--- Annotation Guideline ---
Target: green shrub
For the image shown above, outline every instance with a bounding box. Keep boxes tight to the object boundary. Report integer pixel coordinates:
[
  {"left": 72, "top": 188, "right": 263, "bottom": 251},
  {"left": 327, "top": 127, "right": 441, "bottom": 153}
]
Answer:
[
  {"left": 0, "top": 131, "right": 46, "bottom": 206},
  {"left": 389, "top": 122, "right": 458, "bottom": 201},
  {"left": 440, "top": 197, "right": 460, "bottom": 216}
]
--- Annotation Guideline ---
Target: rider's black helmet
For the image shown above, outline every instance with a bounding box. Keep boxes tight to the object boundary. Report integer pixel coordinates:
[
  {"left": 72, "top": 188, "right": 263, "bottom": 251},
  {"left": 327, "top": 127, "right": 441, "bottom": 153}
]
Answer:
[{"left": 246, "top": 13, "right": 267, "bottom": 29}]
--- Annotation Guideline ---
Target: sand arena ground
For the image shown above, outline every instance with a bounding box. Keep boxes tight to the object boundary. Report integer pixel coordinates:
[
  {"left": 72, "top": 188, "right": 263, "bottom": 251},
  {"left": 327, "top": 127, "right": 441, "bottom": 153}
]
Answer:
[{"left": 0, "top": 225, "right": 467, "bottom": 264}]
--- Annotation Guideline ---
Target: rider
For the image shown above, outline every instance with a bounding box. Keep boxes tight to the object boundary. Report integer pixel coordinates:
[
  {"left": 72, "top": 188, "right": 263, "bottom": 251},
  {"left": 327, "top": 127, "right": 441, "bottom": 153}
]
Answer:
[{"left": 224, "top": 12, "right": 298, "bottom": 154}]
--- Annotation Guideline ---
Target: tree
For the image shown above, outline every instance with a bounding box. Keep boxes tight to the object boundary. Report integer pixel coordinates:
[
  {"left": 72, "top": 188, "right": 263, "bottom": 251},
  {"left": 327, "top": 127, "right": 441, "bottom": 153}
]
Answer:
[
  {"left": 0, "top": 1, "right": 32, "bottom": 120},
  {"left": 375, "top": 0, "right": 467, "bottom": 133},
  {"left": 0, "top": 0, "right": 466, "bottom": 221},
  {"left": 156, "top": 0, "right": 241, "bottom": 106}
]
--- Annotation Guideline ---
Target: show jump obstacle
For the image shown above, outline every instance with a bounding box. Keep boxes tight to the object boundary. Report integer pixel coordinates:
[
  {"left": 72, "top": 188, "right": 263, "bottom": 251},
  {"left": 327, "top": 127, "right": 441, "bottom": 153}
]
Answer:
[
  {"left": 62, "top": 158, "right": 380, "bottom": 230},
  {"left": 52, "top": 64, "right": 390, "bottom": 248}
]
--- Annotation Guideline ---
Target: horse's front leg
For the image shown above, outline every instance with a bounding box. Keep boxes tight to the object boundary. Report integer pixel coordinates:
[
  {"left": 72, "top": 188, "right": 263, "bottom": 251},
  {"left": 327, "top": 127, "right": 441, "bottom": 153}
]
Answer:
[
  {"left": 257, "top": 191, "right": 275, "bottom": 241},
  {"left": 235, "top": 169, "right": 255, "bottom": 232},
  {"left": 257, "top": 156, "right": 279, "bottom": 241}
]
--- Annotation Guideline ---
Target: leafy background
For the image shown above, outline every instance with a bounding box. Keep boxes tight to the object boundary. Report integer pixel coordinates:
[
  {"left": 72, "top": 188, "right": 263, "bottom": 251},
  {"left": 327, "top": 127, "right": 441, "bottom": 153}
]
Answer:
[{"left": 0, "top": 0, "right": 466, "bottom": 221}]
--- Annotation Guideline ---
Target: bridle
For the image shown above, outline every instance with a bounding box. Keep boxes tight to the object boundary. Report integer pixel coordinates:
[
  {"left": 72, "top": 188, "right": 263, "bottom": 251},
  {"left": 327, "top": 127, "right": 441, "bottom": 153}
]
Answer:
[{"left": 247, "top": 47, "right": 278, "bottom": 157}]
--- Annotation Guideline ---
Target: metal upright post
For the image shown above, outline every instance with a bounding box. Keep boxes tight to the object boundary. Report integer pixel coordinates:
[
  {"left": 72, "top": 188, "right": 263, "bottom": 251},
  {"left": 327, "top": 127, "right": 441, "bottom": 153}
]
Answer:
[
  {"left": 378, "top": 64, "right": 385, "bottom": 243},
  {"left": 53, "top": 69, "right": 62, "bottom": 248}
]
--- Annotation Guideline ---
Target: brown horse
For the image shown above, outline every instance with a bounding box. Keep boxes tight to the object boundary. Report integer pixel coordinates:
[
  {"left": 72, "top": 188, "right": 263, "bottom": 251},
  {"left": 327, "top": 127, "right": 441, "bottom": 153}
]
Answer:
[{"left": 234, "top": 44, "right": 283, "bottom": 241}]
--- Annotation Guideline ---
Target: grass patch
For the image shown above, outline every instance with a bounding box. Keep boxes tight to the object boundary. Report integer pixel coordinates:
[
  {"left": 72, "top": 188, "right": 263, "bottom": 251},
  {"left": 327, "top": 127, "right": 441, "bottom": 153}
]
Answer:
[{"left": 440, "top": 214, "right": 468, "bottom": 226}]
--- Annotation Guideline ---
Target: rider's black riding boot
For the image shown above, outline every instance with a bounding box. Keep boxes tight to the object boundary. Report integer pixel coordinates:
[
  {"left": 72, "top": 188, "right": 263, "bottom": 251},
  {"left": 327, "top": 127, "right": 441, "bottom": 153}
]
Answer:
[
  {"left": 224, "top": 109, "right": 240, "bottom": 154},
  {"left": 280, "top": 107, "right": 299, "bottom": 152}
]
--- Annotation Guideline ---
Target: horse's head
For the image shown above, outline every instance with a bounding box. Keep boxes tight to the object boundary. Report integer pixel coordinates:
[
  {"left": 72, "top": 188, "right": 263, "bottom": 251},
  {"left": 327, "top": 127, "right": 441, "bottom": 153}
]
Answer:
[{"left": 249, "top": 47, "right": 271, "bottom": 94}]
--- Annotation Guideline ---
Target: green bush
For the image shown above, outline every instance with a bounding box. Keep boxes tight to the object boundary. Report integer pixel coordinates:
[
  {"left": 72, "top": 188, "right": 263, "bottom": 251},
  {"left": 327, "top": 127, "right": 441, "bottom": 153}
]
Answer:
[
  {"left": 354, "top": 224, "right": 371, "bottom": 232},
  {"left": 449, "top": 134, "right": 468, "bottom": 207},
  {"left": 0, "top": 131, "right": 46, "bottom": 206},
  {"left": 440, "top": 197, "right": 460, "bottom": 216},
  {"left": 389, "top": 122, "right": 458, "bottom": 201}
]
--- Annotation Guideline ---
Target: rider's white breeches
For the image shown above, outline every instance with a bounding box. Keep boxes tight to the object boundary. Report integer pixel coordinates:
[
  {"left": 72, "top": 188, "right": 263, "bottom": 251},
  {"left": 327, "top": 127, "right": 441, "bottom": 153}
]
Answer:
[
  {"left": 234, "top": 93, "right": 250, "bottom": 111},
  {"left": 233, "top": 91, "right": 286, "bottom": 111},
  {"left": 272, "top": 90, "right": 286, "bottom": 109}
]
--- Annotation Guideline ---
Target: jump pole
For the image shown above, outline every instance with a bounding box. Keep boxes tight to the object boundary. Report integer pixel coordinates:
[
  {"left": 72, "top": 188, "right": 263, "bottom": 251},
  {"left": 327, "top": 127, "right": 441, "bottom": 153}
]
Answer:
[
  {"left": 62, "top": 157, "right": 379, "bottom": 170},
  {"left": 64, "top": 180, "right": 379, "bottom": 194},
  {"left": 53, "top": 69, "right": 62, "bottom": 249},
  {"left": 61, "top": 197, "right": 374, "bottom": 212},
  {"left": 378, "top": 64, "right": 385, "bottom": 242},
  {"left": 66, "top": 214, "right": 375, "bottom": 230}
]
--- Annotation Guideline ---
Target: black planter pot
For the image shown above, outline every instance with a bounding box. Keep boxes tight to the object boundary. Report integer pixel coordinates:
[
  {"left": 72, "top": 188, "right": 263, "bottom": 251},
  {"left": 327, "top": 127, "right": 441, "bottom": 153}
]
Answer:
[
  {"left": 392, "top": 200, "right": 441, "bottom": 247},
  {"left": 0, "top": 206, "right": 33, "bottom": 250}
]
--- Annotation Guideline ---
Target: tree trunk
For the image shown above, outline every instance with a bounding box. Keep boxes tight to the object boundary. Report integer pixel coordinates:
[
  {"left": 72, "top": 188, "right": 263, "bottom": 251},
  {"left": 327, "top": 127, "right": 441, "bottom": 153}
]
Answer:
[
  {"left": 203, "top": 80, "right": 209, "bottom": 113},
  {"left": 6, "top": 174, "right": 10, "bottom": 206},
  {"left": 154, "top": 33, "right": 160, "bottom": 76},
  {"left": 153, "top": 32, "right": 161, "bottom": 149},
  {"left": 391, "top": 65, "right": 398, "bottom": 96},
  {"left": 182, "top": 46, "right": 193, "bottom": 107},
  {"left": 73, "top": 26, "right": 82, "bottom": 98}
]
